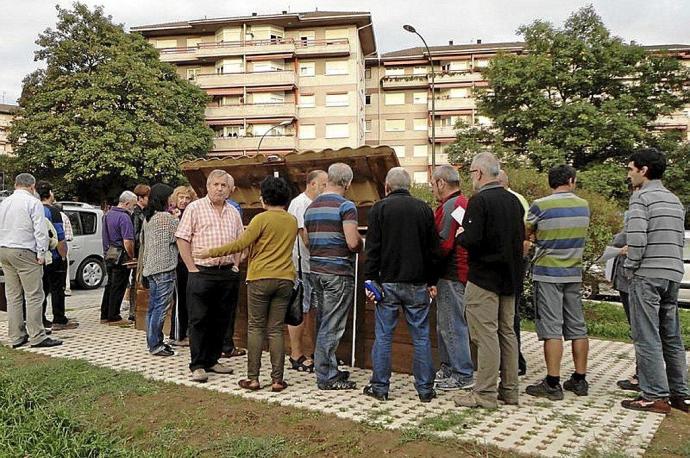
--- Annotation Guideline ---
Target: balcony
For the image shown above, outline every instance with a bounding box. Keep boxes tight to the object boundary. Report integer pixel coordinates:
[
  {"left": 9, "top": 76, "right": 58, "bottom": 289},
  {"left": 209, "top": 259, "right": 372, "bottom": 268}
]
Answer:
[
  {"left": 197, "top": 39, "right": 295, "bottom": 59},
  {"left": 212, "top": 135, "right": 297, "bottom": 152},
  {"left": 206, "top": 103, "right": 297, "bottom": 119},
  {"left": 431, "top": 97, "right": 476, "bottom": 111},
  {"left": 434, "top": 71, "right": 483, "bottom": 85},
  {"left": 158, "top": 47, "right": 199, "bottom": 63},
  {"left": 430, "top": 126, "right": 458, "bottom": 140},
  {"left": 295, "top": 39, "right": 350, "bottom": 57},
  {"left": 195, "top": 71, "right": 296, "bottom": 89},
  {"left": 381, "top": 74, "right": 429, "bottom": 90}
]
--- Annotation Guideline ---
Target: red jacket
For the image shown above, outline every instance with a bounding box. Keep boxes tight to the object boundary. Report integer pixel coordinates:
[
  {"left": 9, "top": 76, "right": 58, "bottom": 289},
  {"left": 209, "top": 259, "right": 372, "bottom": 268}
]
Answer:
[{"left": 434, "top": 191, "right": 469, "bottom": 284}]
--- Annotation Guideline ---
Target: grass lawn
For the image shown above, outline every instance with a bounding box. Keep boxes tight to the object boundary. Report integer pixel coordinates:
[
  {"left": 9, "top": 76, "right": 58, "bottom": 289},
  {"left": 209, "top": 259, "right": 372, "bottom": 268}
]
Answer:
[
  {"left": 522, "top": 300, "right": 690, "bottom": 349},
  {"left": 0, "top": 346, "right": 518, "bottom": 458}
]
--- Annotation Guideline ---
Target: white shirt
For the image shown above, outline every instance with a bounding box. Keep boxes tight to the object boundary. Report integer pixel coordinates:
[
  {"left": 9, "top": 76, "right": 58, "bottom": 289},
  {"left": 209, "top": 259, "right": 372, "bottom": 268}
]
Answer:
[
  {"left": 0, "top": 189, "right": 49, "bottom": 255},
  {"left": 287, "top": 192, "right": 312, "bottom": 274}
]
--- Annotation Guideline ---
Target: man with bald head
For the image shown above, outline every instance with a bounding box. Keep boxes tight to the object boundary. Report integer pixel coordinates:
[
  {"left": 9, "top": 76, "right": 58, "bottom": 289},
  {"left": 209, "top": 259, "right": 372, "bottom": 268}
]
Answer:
[
  {"left": 363, "top": 167, "right": 440, "bottom": 402},
  {"left": 454, "top": 153, "right": 525, "bottom": 408},
  {"left": 176, "top": 170, "right": 244, "bottom": 383}
]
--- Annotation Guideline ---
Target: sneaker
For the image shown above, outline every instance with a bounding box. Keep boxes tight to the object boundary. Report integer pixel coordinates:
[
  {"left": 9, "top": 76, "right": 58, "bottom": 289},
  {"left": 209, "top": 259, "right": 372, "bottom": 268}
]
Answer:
[
  {"left": 191, "top": 368, "right": 208, "bottom": 383},
  {"left": 363, "top": 385, "right": 388, "bottom": 401},
  {"left": 621, "top": 397, "right": 671, "bottom": 414},
  {"left": 435, "top": 366, "right": 451, "bottom": 382},
  {"left": 617, "top": 378, "right": 641, "bottom": 392},
  {"left": 453, "top": 391, "right": 497, "bottom": 408},
  {"left": 31, "top": 337, "right": 63, "bottom": 348},
  {"left": 436, "top": 376, "right": 475, "bottom": 391},
  {"left": 11, "top": 336, "right": 29, "bottom": 349},
  {"left": 335, "top": 369, "right": 350, "bottom": 381},
  {"left": 525, "top": 379, "right": 564, "bottom": 401},
  {"left": 52, "top": 320, "right": 80, "bottom": 331},
  {"left": 318, "top": 379, "right": 357, "bottom": 390},
  {"left": 669, "top": 396, "right": 690, "bottom": 413},
  {"left": 419, "top": 390, "right": 437, "bottom": 403},
  {"left": 497, "top": 391, "right": 519, "bottom": 405},
  {"left": 206, "top": 363, "right": 233, "bottom": 374},
  {"left": 563, "top": 376, "right": 589, "bottom": 396},
  {"left": 152, "top": 347, "right": 174, "bottom": 357}
]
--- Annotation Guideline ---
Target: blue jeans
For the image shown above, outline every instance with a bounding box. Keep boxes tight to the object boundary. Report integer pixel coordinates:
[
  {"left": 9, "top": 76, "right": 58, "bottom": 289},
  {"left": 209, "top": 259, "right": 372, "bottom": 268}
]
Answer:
[
  {"left": 312, "top": 273, "right": 354, "bottom": 385},
  {"left": 146, "top": 270, "right": 176, "bottom": 353},
  {"left": 436, "top": 279, "right": 474, "bottom": 380},
  {"left": 369, "top": 283, "right": 435, "bottom": 397},
  {"left": 629, "top": 275, "right": 689, "bottom": 400}
]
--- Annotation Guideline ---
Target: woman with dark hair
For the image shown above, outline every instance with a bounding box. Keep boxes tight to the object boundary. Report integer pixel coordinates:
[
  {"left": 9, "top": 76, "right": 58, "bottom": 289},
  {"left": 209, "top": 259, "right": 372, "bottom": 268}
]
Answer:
[
  {"left": 140, "top": 184, "right": 178, "bottom": 356},
  {"left": 197, "top": 177, "right": 297, "bottom": 391}
]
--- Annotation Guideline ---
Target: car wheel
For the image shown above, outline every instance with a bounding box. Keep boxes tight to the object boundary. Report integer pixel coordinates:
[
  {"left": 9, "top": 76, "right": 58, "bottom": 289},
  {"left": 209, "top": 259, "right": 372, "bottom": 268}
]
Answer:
[{"left": 76, "top": 257, "right": 105, "bottom": 289}]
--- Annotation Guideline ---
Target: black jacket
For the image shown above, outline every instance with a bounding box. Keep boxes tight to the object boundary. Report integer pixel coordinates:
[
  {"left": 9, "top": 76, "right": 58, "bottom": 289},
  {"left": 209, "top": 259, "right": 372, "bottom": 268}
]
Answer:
[
  {"left": 458, "top": 183, "right": 525, "bottom": 295},
  {"left": 364, "top": 189, "right": 440, "bottom": 286}
]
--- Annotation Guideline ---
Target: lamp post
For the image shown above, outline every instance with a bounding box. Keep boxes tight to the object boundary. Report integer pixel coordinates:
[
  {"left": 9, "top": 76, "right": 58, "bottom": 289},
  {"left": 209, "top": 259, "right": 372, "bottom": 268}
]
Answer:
[
  {"left": 256, "top": 119, "right": 292, "bottom": 156},
  {"left": 403, "top": 24, "right": 436, "bottom": 169}
]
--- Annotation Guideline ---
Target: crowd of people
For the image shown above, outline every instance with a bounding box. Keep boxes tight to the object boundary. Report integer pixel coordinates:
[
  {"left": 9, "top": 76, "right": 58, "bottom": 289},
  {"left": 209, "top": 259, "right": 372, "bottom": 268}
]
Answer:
[{"left": 0, "top": 147, "right": 687, "bottom": 414}]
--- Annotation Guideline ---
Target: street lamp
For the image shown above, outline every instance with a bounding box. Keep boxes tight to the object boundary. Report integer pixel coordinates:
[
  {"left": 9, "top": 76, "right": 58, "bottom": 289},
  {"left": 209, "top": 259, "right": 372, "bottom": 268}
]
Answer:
[
  {"left": 403, "top": 24, "right": 436, "bottom": 169},
  {"left": 256, "top": 119, "right": 292, "bottom": 156}
]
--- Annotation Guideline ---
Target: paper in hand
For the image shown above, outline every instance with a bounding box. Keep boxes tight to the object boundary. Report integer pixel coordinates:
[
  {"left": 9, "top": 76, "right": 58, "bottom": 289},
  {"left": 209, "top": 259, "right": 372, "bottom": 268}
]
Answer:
[
  {"left": 451, "top": 206, "right": 466, "bottom": 225},
  {"left": 596, "top": 245, "right": 623, "bottom": 264}
]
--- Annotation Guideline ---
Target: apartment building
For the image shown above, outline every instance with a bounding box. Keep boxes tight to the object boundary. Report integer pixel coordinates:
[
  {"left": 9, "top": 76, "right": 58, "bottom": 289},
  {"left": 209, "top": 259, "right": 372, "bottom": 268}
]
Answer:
[
  {"left": 0, "top": 104, "right": 18, "bottom": 155},
  {"left": 132, "top": 11, "right": 375, "bottom": 157}
]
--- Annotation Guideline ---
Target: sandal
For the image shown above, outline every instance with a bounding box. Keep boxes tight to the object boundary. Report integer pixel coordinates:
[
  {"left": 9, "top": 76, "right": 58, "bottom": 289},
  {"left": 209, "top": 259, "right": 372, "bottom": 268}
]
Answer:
[
  {"left": 238, "top": 379, "right": 261, "bottom": 391},
  {"left": 222, "top": 347, "right": 247, "bottom": 358},
  {"left": 289, "top": 355, "right": 314, "bottom": 373},
  {"left": 271, "top": 379, "right": 288, "bottom": 392}
]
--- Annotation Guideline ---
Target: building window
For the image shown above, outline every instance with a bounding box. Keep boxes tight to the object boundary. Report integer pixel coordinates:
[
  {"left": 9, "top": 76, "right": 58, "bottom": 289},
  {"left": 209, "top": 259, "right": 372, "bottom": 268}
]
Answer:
[
  {"left": 299, "top": 125, "right": 316, "bottom": 139},
  {"left": 365, "top": 120, "right": 372, "bottom": 132},
  {"left": 186, "top": 68, "right": 199, "bottom": 81},
  {"left": 449, "top": 88, "right": 470, "bottom": 98},
  {"left": 155, "top": 39, "right": 178, "bottom": 49},
  {"left": 365, "top": 94, "right": 372, "bottom": 105},
  {"left": 474, "top": 59, "right": 490, "bottom": 69},
  {"left": 325, "top": 29, "right": 348, "bottom": 39},
  {"left": 450, "top": 60, "right": 469, "bottom": 71},
  {"left": 299, "top": 62, "right": 315, "bottom": 76},
  {"left": 365, "top": 68, "right": 372, "bottom": 79},
  {"left": 325, "top": 60, "right": 348, "bottom": 75},
  {"left": 413, "top": 118, "right": 427, "bottom": 131},
  {"left": 413, "top": 66, "right": 428, "bottom": 75},
  {"left": 326, "top": 123, "right": 350, "bottom": 138},
  {"left": 326, "top": 93, "right": 349, "bottom": 107},
  {"left": 252, "top": 92, "right": 285, "bottom": 104},
  {"left": 413, "top": 92, "right": 427, "bottom": 104},
  {"left": 299, "top": 31, "right": 315, "bottom": 45},
  {"left": 299, "top": 94, "right": 315, "bottom": 107},
  {"left": 391, "top": 145, "right": 405, "bottom": 158},
  {"left": 384, "top": 119, "right": 405, "bottom": 132},
  {"left": 413, "top": 145, "right": 428, "bottom": 157},
  {"left": 413, "top": 171, "right": 429, "bottom": 183},
  {"left": 384, "top": 93, "right": 405, "bottom": 105},
  {"left": 385, "top": 67, "right": 404, "bottom": 77}
]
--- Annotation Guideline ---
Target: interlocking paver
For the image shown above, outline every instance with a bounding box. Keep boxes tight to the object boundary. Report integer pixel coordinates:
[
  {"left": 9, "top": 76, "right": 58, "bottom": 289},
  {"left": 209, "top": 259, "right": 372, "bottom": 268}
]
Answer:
[{"left": 2, "top": 293, "right": 686, "bottom": 457}]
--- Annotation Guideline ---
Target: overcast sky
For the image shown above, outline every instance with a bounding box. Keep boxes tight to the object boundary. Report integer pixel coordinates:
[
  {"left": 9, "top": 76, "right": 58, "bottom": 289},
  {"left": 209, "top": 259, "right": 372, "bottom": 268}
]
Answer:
[{"left": 2, "top": 0, "right": 689, "bottom": 104}]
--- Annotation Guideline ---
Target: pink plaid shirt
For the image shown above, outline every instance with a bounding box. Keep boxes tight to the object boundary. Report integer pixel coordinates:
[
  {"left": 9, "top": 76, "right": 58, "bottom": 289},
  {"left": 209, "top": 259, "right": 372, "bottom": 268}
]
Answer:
[{"left": 175, "top": 196, "right": 244, "bottom": 267}]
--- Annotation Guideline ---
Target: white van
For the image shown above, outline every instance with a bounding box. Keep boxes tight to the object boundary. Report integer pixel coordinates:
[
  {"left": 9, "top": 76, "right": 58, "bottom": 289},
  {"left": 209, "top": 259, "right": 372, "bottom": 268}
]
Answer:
[{"left": 61, "top": 202, "right": 106, "bottom": 289}]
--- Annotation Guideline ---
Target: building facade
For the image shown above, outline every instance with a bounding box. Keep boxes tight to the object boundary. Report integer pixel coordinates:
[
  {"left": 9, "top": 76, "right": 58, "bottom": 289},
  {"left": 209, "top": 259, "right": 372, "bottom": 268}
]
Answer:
[
  {"left": 0, "top": 104, "right": 18, "bottom": 155},
  {"left": 134, "top": 12, "right": 690, "bottom": 182}
]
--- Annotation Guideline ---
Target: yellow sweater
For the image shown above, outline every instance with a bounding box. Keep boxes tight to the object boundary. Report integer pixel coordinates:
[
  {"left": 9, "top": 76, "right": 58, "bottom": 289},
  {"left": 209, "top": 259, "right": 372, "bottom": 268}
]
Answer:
[{"left": 207, "top": 209, "right": 298, "bottom": 282}]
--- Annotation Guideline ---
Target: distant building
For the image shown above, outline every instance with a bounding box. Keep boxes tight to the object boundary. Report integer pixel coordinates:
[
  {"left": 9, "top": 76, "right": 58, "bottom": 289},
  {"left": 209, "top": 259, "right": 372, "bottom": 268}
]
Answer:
[
  {"left": 133, "top": 11, "right": 690, "bottom": 182},
  {"left": 0, "top": 103, "right": 19, "bottom": 155}
]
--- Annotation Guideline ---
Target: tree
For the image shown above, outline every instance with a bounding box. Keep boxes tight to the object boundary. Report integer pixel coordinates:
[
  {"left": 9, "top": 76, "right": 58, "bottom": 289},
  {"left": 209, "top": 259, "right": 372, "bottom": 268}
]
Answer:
[
  {"left": 10, "top": 3, "right": 213, "bottom": 202},
  {"left": 447, "top": 6, "right": 690, "bottom": 202}
]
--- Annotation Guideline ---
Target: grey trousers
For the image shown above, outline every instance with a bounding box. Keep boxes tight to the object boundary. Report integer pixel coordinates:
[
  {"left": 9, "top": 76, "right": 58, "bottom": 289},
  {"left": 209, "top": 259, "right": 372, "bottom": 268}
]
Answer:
[{"left": 0, "top": 247, "right": 48, "bottom": 346}]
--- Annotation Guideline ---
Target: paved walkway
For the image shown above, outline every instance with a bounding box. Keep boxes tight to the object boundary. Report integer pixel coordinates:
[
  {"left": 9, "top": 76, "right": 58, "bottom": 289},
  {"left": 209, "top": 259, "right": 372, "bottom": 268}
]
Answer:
[{"left": 0, "top": 293, "right": 677, "bottom": 457}]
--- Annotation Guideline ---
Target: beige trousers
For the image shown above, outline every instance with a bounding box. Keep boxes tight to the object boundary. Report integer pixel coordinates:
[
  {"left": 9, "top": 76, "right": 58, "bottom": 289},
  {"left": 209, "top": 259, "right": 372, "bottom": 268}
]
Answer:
[
  {"left": 0, "top": 247, "right": 47, "bottom": 346},
  {"left": 465, "top": 281, "right": 519, "bottom": 405}
]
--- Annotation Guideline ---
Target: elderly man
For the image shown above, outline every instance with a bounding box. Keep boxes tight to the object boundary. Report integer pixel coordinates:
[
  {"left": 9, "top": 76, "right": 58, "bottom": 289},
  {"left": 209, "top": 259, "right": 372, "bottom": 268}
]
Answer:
[
  {"left": 305, "top": 163, "right": 363, "bottom": 390},
  {"left": 128, "top": 184, "right": 150, "bottom": 322},
  {"left": 0, "top": 173, "right": 62, "bottom": 348},
  {"left": 621, "top": 148, "right": 689, "bottom": 414},
  {"left": 454, "top": 152, "right": 525, "bottom": 408},
  {"left": 430, "top": 165, "right": 474, "bottom": 391},
  {"left": 176, "top": 170, "right": 243, "bottom": 383},
  {"left": 525, "top": 165, "right": 591, "bottom": 401},
  {"left": 101, "top": 190, "right": 137, "bottom": 325},
  {"left": 363, "top": 167, "right": 440, "bottom": 402},
  {"left": 287, "top": 169, "right": 327, "bottom": 372}
]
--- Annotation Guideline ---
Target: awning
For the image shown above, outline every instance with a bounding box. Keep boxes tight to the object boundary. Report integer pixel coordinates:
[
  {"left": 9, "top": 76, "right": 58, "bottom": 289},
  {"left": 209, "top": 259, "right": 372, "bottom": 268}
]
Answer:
[
  {"left": 383, "top": 59, "right": 428, "bottom": 66},
  {"left": 206, "top": 88, "right": 243, "bottom": 96},
  {"left": 245, "top": 117, "right": 294, "bottom": 124},
  {"left": 246, "top": 85, "right": 295, "bottom": 93},
  {"left": 206, "top": 119, "right": 245, "bottom": 126},
  {"left": 245, "top": 53, "right": 294, "bottom": 61}
]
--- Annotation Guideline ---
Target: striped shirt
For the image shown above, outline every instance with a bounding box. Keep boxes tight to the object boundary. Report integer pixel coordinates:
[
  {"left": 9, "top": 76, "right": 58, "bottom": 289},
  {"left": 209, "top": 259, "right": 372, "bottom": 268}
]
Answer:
[
  {"left": 624, "top": 180, "right": 685, "bottom": 282},
  {"left": 175, "top": 196, "right": 244, "bottom": 267},
  {"left": 304, "top": 193, "right": 358, "bottom": 277},
  {"left": 526, "top": 192, "right": 590, "bottom": 283}
]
